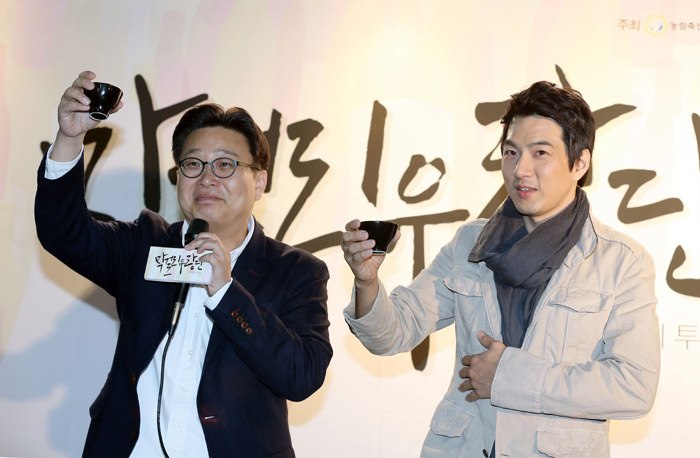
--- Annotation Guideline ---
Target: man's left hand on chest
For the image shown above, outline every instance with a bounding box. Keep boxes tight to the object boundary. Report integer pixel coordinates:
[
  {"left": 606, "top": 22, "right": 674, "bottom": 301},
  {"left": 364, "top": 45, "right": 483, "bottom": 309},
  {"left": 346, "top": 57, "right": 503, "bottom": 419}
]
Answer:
[{"left": 458, "top": 331, "right": 506, "bottom": 402}]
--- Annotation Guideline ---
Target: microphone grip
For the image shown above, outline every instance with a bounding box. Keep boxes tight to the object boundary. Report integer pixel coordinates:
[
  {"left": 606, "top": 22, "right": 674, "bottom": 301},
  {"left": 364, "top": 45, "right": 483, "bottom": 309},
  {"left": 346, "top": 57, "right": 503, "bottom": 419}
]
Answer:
[
  {"left": 169, "top": 218, "right": 207, "bottom": 336},
  {"left": 170, "top": 283, "right": 190, "bottom": 335}
]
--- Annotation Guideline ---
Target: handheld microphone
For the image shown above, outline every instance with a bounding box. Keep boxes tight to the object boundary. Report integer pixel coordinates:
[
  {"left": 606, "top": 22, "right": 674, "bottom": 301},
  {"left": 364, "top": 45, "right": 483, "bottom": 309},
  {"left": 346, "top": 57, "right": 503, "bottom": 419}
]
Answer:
[{"left": 169, "top": 218, "right": 209, "bottom": 336}]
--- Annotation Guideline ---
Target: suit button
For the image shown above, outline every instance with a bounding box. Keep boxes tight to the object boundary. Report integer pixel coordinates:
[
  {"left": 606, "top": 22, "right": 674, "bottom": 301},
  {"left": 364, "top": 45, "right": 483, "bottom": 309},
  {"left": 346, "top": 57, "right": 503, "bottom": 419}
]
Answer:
[
  {"left": 240, "top": 322, "right": 248, "bottom": 329},
  {"left": 236, "top": 316, "right": 243, "bottom": 323},
  {"left": 130, "top": 374, "right": 137, "bottom": 384},
  {"left": 245, "top": 328, "right": 253, "bottom": 335},
  {"left": 231, "top": 309, "right": 239, "bottom": 318}
]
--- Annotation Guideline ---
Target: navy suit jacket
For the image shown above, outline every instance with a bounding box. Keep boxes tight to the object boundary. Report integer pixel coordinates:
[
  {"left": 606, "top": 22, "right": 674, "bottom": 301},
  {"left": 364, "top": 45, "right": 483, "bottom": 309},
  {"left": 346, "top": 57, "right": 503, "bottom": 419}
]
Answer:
[{"left": 35, "top": 155, "right": 332, "bottom": 457}]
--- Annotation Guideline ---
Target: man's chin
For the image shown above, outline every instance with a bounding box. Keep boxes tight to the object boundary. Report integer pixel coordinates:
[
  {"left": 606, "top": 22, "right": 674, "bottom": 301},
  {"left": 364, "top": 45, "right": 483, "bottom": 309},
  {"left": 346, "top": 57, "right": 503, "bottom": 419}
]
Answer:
[
  {"left": 189, "top": 210, "right": 220, "bottom": 224},
  {"left": 509, "top": 200, "right": 531, "bottom": 217}
]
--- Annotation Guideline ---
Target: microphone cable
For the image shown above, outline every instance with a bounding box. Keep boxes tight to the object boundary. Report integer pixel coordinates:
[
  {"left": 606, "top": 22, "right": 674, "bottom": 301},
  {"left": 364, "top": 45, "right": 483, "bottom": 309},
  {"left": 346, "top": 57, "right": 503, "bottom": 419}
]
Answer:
[
  {"left": 155, "top": 218, "right": 207, "bottom": 458},
  {"left": 157, "top": 328, "right": 176, "bottom": 458}
]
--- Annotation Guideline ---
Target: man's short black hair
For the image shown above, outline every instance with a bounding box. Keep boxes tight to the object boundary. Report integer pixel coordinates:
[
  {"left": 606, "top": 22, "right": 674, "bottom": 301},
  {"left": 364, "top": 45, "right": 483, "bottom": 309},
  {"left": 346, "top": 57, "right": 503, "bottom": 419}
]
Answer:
[
  {"left": 500, "top": 81, "right": 595, "bottom": 173},
  {"left": 172, "top": 103, "right": 270, "bottom": 171}
]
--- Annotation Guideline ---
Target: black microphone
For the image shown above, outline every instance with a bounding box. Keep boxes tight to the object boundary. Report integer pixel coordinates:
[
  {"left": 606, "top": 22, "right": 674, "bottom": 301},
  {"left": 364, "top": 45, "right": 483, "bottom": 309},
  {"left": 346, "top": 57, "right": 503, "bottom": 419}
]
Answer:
[{"left": 169, "top": 218, "right": 209, "bottom": 336}]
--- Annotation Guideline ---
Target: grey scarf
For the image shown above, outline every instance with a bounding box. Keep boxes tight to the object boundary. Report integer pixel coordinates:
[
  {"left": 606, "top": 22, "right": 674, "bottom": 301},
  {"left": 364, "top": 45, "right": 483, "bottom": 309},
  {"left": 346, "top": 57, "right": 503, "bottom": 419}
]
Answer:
[{"left": 468, "top": 188, "right": 590, "bottom": 347}]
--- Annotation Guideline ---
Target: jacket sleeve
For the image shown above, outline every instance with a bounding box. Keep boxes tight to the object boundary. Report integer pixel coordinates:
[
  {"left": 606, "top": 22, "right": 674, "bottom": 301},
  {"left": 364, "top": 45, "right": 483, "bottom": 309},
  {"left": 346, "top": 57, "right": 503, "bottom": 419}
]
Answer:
[
  {"left": 205, "top": 253, "right": 332, "bottom": 402},
  {"left": 34, "top": 154, "right": 147, "bottom": 298},
  {"left": 491, "top": 248, "right": 660, "bottom": 420},
  {"left": 343, "top": 226, "right": 468, "bottom": 356}
]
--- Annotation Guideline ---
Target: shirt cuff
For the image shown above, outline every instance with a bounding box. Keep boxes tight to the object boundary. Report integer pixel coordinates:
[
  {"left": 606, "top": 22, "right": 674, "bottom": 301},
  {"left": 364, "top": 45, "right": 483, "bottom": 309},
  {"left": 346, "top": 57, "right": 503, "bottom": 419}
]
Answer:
[
  {"left": 203, "top": 279, "right": 233, "bottom": 311},
  {"left": 44, "top": 143, "right": 84, "bottom": 180}
]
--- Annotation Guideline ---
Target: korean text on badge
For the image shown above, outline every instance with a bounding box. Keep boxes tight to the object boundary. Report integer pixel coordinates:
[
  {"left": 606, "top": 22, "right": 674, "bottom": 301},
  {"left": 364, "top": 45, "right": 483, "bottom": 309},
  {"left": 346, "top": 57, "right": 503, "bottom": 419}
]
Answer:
[{"left": 144, "top": 246, "right": 212, "bottom": 285}]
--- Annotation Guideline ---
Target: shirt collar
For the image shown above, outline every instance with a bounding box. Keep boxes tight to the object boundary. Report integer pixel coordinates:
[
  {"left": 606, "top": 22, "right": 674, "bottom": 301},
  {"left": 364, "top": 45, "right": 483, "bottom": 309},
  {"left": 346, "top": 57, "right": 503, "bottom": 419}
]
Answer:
[{"left": 181, "top": 215, "right": 255, "bottom": 268}]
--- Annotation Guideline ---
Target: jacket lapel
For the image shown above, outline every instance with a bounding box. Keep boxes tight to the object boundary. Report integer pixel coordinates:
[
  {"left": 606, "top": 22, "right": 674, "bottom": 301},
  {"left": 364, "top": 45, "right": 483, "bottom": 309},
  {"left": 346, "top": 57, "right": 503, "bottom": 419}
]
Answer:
[{"left": 229, "top": 221, "right": 268, "bottom": 293}]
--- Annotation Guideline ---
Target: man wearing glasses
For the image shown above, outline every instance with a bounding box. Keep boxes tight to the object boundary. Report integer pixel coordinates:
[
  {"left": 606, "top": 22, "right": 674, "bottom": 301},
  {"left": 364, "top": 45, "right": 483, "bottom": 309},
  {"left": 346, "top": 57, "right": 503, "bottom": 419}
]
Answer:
[{"left": 35, "top": 71, "right": 332, "bottom": 457}]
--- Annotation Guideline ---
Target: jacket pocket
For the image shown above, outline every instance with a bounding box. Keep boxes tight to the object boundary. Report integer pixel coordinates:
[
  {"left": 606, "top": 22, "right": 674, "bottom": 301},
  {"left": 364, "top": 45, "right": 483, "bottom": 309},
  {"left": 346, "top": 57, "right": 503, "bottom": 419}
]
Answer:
[
  {"left": 544, "top": 287, "right": 613, "bottom": 362},
  {"left": 550, "top": 287, "right": 612, "bottom": 313},
  {"left": 429, "top": 398, "right": 473, "bottom": 437},
  {"left": 443, "top": 268, "right": 483, "bottom": 297},
  {"left": 536, "top": 428, "right": 608, "bottom": 457}
]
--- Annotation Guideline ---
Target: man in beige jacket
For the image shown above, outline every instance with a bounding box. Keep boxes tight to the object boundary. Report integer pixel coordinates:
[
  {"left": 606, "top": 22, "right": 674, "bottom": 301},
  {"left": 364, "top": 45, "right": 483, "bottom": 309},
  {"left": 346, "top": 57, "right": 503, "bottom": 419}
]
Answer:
[{"left": 341, "top": 81, "right": 660, "bottom": 457}]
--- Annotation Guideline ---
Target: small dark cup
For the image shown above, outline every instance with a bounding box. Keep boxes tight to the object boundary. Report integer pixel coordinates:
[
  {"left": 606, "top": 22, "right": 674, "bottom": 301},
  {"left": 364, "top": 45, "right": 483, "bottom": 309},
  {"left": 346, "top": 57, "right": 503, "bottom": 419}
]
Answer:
[
  {"left": 84, "top": 82, "right": 123, "bottom": 121},
  {"left": 359, "top": 220, "right": 398, "bottom": 255}
]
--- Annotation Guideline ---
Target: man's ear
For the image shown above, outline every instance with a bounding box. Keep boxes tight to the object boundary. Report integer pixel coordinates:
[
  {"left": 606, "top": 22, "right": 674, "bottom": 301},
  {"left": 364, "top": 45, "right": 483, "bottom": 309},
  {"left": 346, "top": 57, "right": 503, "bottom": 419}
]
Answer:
[
  {"left": 168, "top": 166, "right": 180, "bottom": 186},
  {"left": 573, "top": 149, "right": 591, "bottom": 181},
  {"left": 254, "top": 170, "right": 268, "bottom": 201}
]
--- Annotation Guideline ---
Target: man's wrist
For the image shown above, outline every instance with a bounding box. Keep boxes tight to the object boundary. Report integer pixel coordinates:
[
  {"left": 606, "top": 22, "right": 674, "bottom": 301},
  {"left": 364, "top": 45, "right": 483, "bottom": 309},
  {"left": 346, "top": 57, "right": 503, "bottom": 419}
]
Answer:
[
  {"left": 354, "top": 275, "right": 379, "bottom": 290},
  {"left": 51, "top": 131, "right": 85, "bottom": 162},
  {"left": 353, "top": 278, "right": 379, "bottom": 318}
]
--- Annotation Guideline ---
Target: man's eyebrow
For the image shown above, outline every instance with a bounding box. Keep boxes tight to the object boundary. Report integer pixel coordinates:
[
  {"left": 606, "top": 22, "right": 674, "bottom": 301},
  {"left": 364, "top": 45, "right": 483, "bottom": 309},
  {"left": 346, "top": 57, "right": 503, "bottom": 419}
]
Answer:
[
  {"left": 529, "top": 140, "right": 555, "bottom": 147},
  {"left": 503, "top": 139, "right": 555, "bottom": 148},
  {"left": 182, "top": 147, "right": 241, "bottom": 157}
]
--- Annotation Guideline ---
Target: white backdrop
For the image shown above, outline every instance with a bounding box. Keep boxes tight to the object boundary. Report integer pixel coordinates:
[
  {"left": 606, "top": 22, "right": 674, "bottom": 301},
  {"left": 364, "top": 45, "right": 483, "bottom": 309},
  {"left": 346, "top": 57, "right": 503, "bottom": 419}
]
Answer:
[{"left": 1, "top": 1, "right": 700, "bottom": 456}]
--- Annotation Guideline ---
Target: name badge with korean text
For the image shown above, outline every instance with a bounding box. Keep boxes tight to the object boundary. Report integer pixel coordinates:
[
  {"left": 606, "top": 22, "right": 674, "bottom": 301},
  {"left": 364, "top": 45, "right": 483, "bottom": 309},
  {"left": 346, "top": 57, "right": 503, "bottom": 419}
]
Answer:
[{"left": 144, "top": 247, "right": 212, "bottom": 284}]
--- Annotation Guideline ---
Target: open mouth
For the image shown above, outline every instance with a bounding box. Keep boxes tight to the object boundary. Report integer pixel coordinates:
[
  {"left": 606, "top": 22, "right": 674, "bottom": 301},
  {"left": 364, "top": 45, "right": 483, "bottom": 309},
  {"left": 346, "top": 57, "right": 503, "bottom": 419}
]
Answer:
[{"left": 515, "top": 185, "right": 536, "bottom": 197}]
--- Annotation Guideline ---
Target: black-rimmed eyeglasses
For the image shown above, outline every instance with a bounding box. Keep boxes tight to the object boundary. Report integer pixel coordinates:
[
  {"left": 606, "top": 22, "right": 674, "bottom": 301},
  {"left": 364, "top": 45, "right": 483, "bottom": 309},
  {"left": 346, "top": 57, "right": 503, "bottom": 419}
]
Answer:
[{"left": 178, "top": 157, "right": 260, "bottom": 179}]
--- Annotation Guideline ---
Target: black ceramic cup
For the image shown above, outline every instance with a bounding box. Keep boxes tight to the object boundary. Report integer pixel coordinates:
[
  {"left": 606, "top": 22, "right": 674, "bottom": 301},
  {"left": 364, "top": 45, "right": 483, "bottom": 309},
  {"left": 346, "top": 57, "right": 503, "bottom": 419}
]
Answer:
[
  {"left": 84, "top": 82, "right": 123, "bottom": 121},
  {"left": 359, "top": 220, "right": 398, "bottom": 254}
]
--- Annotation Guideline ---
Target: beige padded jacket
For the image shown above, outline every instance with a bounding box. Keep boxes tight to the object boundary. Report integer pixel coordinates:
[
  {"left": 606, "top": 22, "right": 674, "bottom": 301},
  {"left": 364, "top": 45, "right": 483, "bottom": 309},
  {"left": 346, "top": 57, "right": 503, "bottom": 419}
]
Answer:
[{"left": 345, "top": 215, "right": 660, "bottom": 458}]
